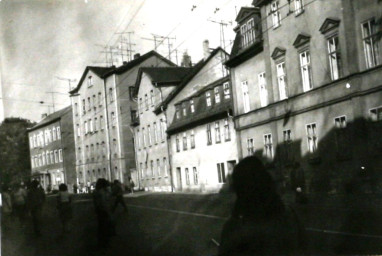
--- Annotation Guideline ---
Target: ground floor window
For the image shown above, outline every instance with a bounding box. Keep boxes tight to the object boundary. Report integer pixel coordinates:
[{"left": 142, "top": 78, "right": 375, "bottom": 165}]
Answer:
[
  {"left": 217, "top": 163, "right": 226, "bottom": 183},
  {"left": 193, "top": 167, "right": 198, "bottom": 185}
]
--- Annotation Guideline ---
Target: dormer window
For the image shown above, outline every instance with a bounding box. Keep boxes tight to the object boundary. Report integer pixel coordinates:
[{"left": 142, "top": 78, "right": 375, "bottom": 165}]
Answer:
[
  {"left": 176, "top": 105, "right": 181, "bottom": 119},
  {"left": 88, "top": 76, "right": 93, "bottom": 87},
  {"left": 223, "top": 82, "right": 230, "bottom": 99},
  {"left": 182, "top": 102, "right": 187, "bottom": 116},
  {"left": 294, "top": 0, "right": 304, "bottom": 15},
  {"left": 271, "top": 1, "right": 281, "bottom": 28},
  {"left": 206, "top": 92, "right": 212, "bottom": 107},
  {"left": 190, "top": 99, "right": 195, "bottom": 113},
  {"left": 240, "top": 18, "right": 255, "bottom": 49},
  {"left": 214, "top": 87, "right": 221, "bottom": 104}
]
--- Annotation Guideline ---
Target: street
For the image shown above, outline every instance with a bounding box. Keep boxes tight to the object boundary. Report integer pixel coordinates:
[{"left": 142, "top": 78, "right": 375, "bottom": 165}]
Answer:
[{"left": 2, "top": 192, "right": 382, "bottom": 256}]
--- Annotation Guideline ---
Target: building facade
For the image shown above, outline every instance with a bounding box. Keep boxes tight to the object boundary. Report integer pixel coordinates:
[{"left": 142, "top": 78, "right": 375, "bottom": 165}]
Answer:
[
  {"left": 28, "top": 106, "right": 75, "bottom": 192},
  {"left": 226, "top": 1, "right": 382, "bottom": 193},
  {"left": 70, "top": 51, "right": 174, "bottom": 189},
  {"left": 133, "top": 67, "right": 193, "bottom": 191}
]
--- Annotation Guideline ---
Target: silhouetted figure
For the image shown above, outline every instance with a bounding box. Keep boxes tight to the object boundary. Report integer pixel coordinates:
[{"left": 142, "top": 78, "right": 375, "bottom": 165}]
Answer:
[
  {"left": 27, "top": 180, "right": 45, "bottom": 236},
  {"left": 57, "top": 183, "right": 72, "bottom": 233},
  {"left": 93, "top": 178, "right": 115, "bottom": 248},
  {"left": 128, "top": 177, "right": 135, "bottom": 194},
  {"left": 290, "top": 162, "right": 307, "bottom": 204},
  {"left": 111, "top": 180, "right": 127, "bottom": 212},
  {"left": 218, "top": 156, "right": 305, "bottom": 256},
  {"left": 12, "top": 183, "right": 27, "bottom": 224}
]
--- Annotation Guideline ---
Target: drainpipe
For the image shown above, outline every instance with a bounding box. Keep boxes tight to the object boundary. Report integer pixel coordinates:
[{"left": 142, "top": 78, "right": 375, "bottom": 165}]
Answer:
[{"left": 103, "top": 78, "right": 113, "bottom": 181}]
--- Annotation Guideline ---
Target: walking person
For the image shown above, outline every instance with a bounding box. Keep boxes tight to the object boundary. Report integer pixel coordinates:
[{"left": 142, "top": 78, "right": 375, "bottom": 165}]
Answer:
[
  {"left": 128, "top": 177, "right": 135, "bottom": 194},
  {"left": 111, "top": 180, "right": 127, "bottom": 212},
  {"left": 218, "top": 156, "right": 305, "bottom": 256},
  {"left": 57, "top": 183, "right": 73, "bottom": 233},
  {"left": 27, "top": 180, "right": 45, "bottom": 236},
  {"left": 93, "top": 178, "right": 115, "bottom": 248},
  {"left": 290, "top": 162, "right": 307, "bottom": 204},
  {"left": 12, "top": 183, "right": 27, "bottom": 225}
]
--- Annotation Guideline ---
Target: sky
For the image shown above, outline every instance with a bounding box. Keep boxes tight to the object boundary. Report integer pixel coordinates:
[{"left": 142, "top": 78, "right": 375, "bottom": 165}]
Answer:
[{"left": 0, "top": 0, "right": 253, "bottom": 122}]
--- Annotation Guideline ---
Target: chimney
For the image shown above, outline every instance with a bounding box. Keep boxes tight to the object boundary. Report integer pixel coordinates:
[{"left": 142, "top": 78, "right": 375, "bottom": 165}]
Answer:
[
  {"left": 203, "top": 40, "right": 210, "bottom": 60},
  {"left": 181, "top": 51, "right": 192, "bottom": 67},
  {"left": 41, "top": 113, "right": 48, "bottom": 119},
  {"left": 134, "top": 53, "right": 141, "bottom": 59}
]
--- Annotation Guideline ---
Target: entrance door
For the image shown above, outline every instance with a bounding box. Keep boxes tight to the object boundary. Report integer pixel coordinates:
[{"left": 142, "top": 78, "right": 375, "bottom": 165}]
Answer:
[{"left": 176, "top": 167, "right": 182, "bottom": 191}]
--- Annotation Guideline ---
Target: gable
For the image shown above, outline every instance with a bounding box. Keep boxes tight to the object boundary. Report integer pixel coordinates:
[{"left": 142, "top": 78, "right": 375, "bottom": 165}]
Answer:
[
  {"left": 235, "top": 7, "right": 259, "bottom": 23},
  {"left": 319, "top": 18, "right": 341, "bottom": 34},
  {"left": 271, "top": 47, "right": 286, "bottom": 60},
  {"left": 293, "top": 33, "right": 311, "bottom": 48}
]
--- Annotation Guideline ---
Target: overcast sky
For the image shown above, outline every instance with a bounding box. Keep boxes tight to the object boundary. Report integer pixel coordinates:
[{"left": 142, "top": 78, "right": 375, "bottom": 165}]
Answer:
[{"left": 0, "top": 0, "right": 252, "bottom": 122}]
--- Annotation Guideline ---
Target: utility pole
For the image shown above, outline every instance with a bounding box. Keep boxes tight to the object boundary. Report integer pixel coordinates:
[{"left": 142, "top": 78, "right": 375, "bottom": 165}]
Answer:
[
  {"left": 95, "top": 44, "right": 118, "bottom": 66},
  {"left": 45, "top": 92, "right": 56, "bottom": 113},
  {"left": 55, "top": 76, "right": 77, "bottom": 91},
  {"left": 115, "top": 31, "right": 136, "bottom": 62},
  {"left": 152, "top": 34, "right": 176, "bottom": 62}
]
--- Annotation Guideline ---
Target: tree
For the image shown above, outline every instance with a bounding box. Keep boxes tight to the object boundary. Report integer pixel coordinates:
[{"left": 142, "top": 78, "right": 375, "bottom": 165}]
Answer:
[{"left": 0, "top": 117, "right": 36, "bottom": 187}]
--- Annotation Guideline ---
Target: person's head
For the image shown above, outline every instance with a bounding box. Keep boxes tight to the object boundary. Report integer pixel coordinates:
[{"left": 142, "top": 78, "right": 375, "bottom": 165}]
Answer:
[
  {"left": 59, "top": 183, "right": 68, "bottom": 192},
  {"left": 232, "top": 156, "right": 276, "bottom": 201},
  {"left": 30, "top": 179, "right": 39, "bottom": 189},
  {"left": 95, "top": 178, "right": 108, "bottom": 190}
]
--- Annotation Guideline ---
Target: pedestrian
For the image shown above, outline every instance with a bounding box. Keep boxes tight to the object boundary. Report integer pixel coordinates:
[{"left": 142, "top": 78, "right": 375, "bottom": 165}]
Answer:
[
  {"left": 27, "top": 180, "right": 45, "bottom": 236},
  {"left": 57, "top": 183, "right": 73, "bottom": 233},
  {"left": 128, "top": 177, "right": 135, "bottom": 194},
  {"left": 12, "top": 183, "right": 27, "bottom": 225},
  {"left": 290, "top": 162, "right": 307, "bottom": 204},
  {"left": 93, "top": 178, "right": 115, "bottom": 248},
  {"left": 111, "top": 180, "right": 127, "bottom": 212},
  {"left": 218, "top": 156, "right": 305, "bottom": 256}
]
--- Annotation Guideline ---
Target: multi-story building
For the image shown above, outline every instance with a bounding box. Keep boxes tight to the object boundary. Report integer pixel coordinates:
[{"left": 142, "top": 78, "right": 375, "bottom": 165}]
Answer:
[
  {"left": 226, "top": 1, "right": 382, "bottom": 193},
  {"left": 157, "top": 41, "right": 233, "bottom": 192},
  {"left": 70, "top": 51, "right": 174, "bottom": 188},
  {"left": 28, "top": 106, "right": 75, "bottom": 192},
  {"left": 133, "top": 66, "right": 193, "bottom": 191}
]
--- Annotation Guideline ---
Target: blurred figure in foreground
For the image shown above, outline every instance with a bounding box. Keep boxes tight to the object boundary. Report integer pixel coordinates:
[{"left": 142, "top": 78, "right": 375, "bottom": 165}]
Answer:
[
  {"left": 27, "top": 180, "right": 45, "bottom": 236},
  {"left": 111, "top": 180, "right": 127, "bottom": 213},
  {"left": 218, "top": 156, "right": 305, "bottom": 256},
  {"left": 93, "top": 178, "right": 115, "bottom": 248},
  {"left": 12, "top": 183, "right": 27, "bottom": 224},
  {"left": 57, "top": 183, "right": 73, "bottom": 233}
]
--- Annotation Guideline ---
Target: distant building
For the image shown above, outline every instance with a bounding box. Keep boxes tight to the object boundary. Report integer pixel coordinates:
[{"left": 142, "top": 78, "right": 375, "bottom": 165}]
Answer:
[
  {"left": 226, "top": 1, "right": 382, "bottom": 193},
  {"left": 132, "top": 67, "right": 193, "bottom": 191},
  {"left": 157, "top": 41, "right": 234, "bottom": 192},
  {"left": 70, "top": 51, "right": 175, "bottom": 188},
  {"left": 28, "top": 106, "right": 75, "bottom": 192}
]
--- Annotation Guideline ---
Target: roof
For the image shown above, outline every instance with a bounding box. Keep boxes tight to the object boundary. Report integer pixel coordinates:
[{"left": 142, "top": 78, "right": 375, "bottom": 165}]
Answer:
[
  {"left": 154, "top": 47, "right": 229, "bottom": 114},
  {"left": 70, "top": 51, "right": 175, "bottom": 95},
  {"left": 134, "top": 67, "right": 193, "bottom": 95},
  {"left": 28, "top": 106, "right": 72, "bottom": 132},
  {"left": 235, "top": 7, "right": 259, "bottom": 22}
]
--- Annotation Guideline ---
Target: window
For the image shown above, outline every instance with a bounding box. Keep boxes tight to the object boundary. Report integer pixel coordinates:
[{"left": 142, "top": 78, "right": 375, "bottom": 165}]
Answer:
[
  {"left": 193, "top": 167, "right": 198, "bottom": 185},
  {"left": 145, "top": 94, "right": 148, "bottom": 110},
  {"left": 142, "top": 128, "right": 146, "bottom": 148},
  {"left": 223, "top": 82, "right": 230, "bottom": 99},
  {"left": 183, "top": 132, "right": 187, "bottom": 150},
  {"left": 57, "top": 127, "right": 61, "bottom": 139},
  {"left": 139, "top": 98, "right": 143, "bottom": 113},
  {"left": 241, "top": 81, "right": 250, "bottom": 113},
  {"left": 161, "top": 118, "right": 167, "bottom": 142},
  {"left": 300, "top": 51, "right": 313, "bottom": 91},
  {"left": 88, "top": 97, "right": 91, "bottom": 111},
  {"left": 190, "top": 130, "right": 195, "bottom": 149},
  {"left": 258, "top": 72, "right": 268, "bottom": 107},
  {"left": 93, "top": 95, "right": 96, "bottom": 110},
  {"left": 185, "top": 168, "right": 190, "bottom": 185},
  {"left": 98, "top": 92, "right": 102, "bottom": 106},
  {"left": 89, "top": 119, "right": 93, "bottom": 132},
  {"left": 157, "top": 159, "right": 161, "bottom": 176},
  {"left": 74, "top": 103, "right": 78, "bottom": 116},
  {"left": 153, "top": 122, "right": 158, "bottom": 144},
  {"left": 214, "top": 87, "right": 221, "bottom": 104},
  {"left": 206, "top": 92, "right": 212, "bottom": 107},
  {"left": 370, "top": 107, "right": 382, "bottom": 121},
  {"left": 84, "top": 121, "right": 88, "bottom": 134},
  {"left": 176, "top": 105, "right": 181, "bottom": 119},
  {"left": 113, "top": 139, "right": 117, "bottom": 152},
  {"left": 88, "top": 76, "right": 93, "bottom": 87},
  {"left": 111, "top": 112, "right": 116, "bottom": 127},
  {"left": 59, "top": 149, "right": 63, "bottom": 162},
  {"left": 82, "top": 99, "right": 86, "bottom": 114},
  {"left": 264, "top": 134, "right": 273, "bottom": 159},
  {"left": 306, "top": 123, "right": 318, "bottom": 153},
  {"left": 215, "top": 121, "right": 221, "bottom": 143},
  {"left": 163, "top": 157, "right": 168, "bottom": 176},
  {"left": 140, "top": 163, "right": 144, "bottom": 179},
  {"left": 207, "top": 124, "right": 212, "bottom": 145},
  {"left": 182, "top": 102, "right": 187, "bottom": 116},
  {"left": 190, "top": 100, "right": 195, "bottom": 113},
  {"left": 96, "top": 143, "right": 99, "bottom": 158},
  {"left": 42, "top": 152, "right": 46, "bottom": 166},
  {"left": 150, "top": 160, "right": 154, "bottom": 177},
  {"left": 94, "top": 118, "right": 98, "bottom": 131},
  {"left": 334, "top": 116, "right": 351, "bottom": 158},
  {"left": 46, "top": 151, "right": 50, "bottom": 165},
  {"left": 271, "top": 1, "right": 281, "bottom": 28},
  {"left": 294, "top": 0, "right": 304, "bottom": 15},
  {"left": 247, "top": 138, "right": 254, "bottom": 156},
  {"left": 29, "top": 137, "right": 34, "bottom": 149},
  {"left": 327, "top": 36, "right": 342, "bottom": 80},
  {"left": 176, "top": 134, "right": 180, "bottom": 152},
  {"left": 240, "top": 18, "right": 255, "bottom": 48},
  {"left": 224, "top": 118, "right": 231, "bottom": 141},
  {"left": 54, "top": 150, "right": 58, "bottom": 163},
  {"left": 217, "top": 163, "right": 226, "bottom": 183},
  {"left": 109, "top": 88, "right": 114, "bottom": 102},
  {"left": 77, "top": 124, "right": 80, "bottom": 137},
  {"left": 50, "top": 151, "right": 54, "bottom": 164},
  {"left": 275, "top": 62, "right": 287, "bottom": 100},
  {"left": 282, "top": 129, "right": 292, "bottom": 163},
  {"left": 148, "top": 125, "right": 152, "bottom": 146},
  {"left": 100, "top": 116, "right": 104, "bottom": 130},
  {"left": 361, "top": 19, "right": 380, "bottom": 68},
  {"left": 150, "top": 90, "right": 154, "bottom": 106},
  {"left": 90, "top": 144, "right": 94, "bottom": 159}
]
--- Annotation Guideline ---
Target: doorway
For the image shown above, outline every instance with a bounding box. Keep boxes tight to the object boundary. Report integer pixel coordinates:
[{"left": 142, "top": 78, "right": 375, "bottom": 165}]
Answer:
[{"left": 176, "top": 167, "right": 182, "bottom": 191}]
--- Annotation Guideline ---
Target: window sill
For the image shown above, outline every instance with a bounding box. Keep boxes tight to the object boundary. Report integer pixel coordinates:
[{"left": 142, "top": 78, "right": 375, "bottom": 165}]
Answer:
[
  {"left": 216, "top": 141, "right": 221, "bottom": 144},
  {"left": 225, "top": 139, "right": 231, "bottom": 142}
]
